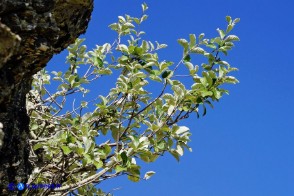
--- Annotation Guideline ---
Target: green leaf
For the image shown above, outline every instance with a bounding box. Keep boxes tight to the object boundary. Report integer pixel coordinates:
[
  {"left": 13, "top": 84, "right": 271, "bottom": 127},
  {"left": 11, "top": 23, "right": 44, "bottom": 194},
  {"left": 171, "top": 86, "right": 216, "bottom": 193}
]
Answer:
[
  {"left": 93, "top": 160, "right": 103, "bottom": 169},
  {"left": 109, "top": 23, "right": 118, "bottom": 31},
  {"left": 189, "top": 34, "right": 196, "bottom": 47},
  {"left": 140, "top": 15, "right": 148, "bottom": 23},
  {"left": 217, "top": 61, "right": 230, "bottom": 66},
  {"left": 216, "top": 28, "right": 226, "bottom": 39},
  {"left": 177, "top": 39, "right": 189, "bottom": 50},
  {"left": 226, "top": 24, "right": 234, "bottom": 33},
  {"left": 167, "top": 105, "right": 175, "bottom": 116},
  {"left": 176, "top": 144, "right": 184, "bottom": 156},
  {"left": 134, "top": 47, "right": 144, "bottom": 55},
  {"left": 191, "top": 47, "right": 205, "bottom": 54},
  {"left": 133, "top": 17, "right": 141, "bottom": 25},
  {"left": 128, "top": 175, "right": 140, "bottom": 182},
  {"left": 121, "top": 151, "right": 128, "bottom": 166},
  {"left": 124, "top": 22, "right": 135, "bottom": 28},
  {"left": 201, "top": 90, "right": 213, "bottom": 97},
  {"left": 81, "top": 101, "right": 88, "bottom": 107},
  {"left": 94, "top": 57, "right": 103, "bottom": 67},
  {"left": 68, "top": 75, "right": 76, "bottom": 86},
  {"left": 61, "top": 146, "right": 72, "bottom": 155},
  {"left": 225, "top": 35, "right": 240, "bottom": 42},
  {"left": 213, "top": 89, "right": 222, "bottom": 99},
  {"left": 118, "top": 44, "right": 129, "bottom": 53},
  {"left": 226, "top": 16, "right": 232, "bottom": 23},
  {"left": 184, "top": 54, "right": 191, "bottom": 62},
  {"left": 176, "top": 126, "right": 189, "bottom": 135},
  {"left": 233, "top": 18, "right": 240, "bottom": 24},
  {"left": 103, "top": 144, "right": 112, "bottom": 156},
  {"left": 30, "top": 124, "right": 39, "bottom": 131},
  {"left": 144, "top": 171, "right": 156, "bottom": 180},
  {"left": 170, "top": 150, "right": 180, "bottom": 162},
  {"left": 225, "top": 76, "right": 239, "bottom": 84},
  {"left": 202, "top": 104, "right": 207, "bottom": 116},
  {"left": 33, "top": 143, "right": 43, "bottom": 151},
  {"left": 199, "top": 33, "right": 205, "bottom": 41},
  {"left": 115, "top": 165, "right": 127, "bottom": 173},
  {"left": 161, "top": 70, "right": 173, "bottom": 79},
  {"left": 184, "top": 62, "right": 193, "bottom": 71},
  {"left": 97, "top": 68, "right": 112, "bottom": 75},
  {"left": 118, "top": 16, "right": 126, "bottom": 23},
  {"left": 142, "top": 2, "right": 148, "bottom": 12}
]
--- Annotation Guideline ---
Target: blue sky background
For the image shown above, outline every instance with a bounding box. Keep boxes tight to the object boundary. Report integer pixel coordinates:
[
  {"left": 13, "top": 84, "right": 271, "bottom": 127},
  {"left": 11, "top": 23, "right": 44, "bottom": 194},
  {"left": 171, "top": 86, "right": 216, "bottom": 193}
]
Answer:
[{"left": 46, "top": 0, "right": 294, "bottom": 195}]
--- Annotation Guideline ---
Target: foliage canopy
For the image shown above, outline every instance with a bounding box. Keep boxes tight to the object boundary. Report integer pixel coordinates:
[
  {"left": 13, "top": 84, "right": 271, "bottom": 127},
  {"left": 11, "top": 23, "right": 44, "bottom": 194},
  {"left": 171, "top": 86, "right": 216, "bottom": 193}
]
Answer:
[{"left": 26, "top": 4, "right": 239, "bottom": 195}]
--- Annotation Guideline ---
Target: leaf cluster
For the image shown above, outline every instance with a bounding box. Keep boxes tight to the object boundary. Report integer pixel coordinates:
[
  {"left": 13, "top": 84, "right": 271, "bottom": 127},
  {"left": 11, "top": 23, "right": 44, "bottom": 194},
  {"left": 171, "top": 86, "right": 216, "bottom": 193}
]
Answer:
[{"left": 25, "top": 4, "right": 240, "bottom": 195}]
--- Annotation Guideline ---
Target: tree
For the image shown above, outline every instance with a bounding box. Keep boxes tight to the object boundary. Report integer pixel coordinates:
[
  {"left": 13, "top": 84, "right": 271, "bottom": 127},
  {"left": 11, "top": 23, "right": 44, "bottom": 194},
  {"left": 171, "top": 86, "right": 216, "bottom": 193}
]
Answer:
[{"left": 0, "top": 2, "right": 240, "bottom": 195}]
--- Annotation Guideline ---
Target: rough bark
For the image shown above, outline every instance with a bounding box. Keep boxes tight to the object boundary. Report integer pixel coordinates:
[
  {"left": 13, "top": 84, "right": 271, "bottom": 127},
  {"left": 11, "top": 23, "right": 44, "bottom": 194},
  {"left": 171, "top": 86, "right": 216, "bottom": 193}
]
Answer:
[{"left": 0, "top": 0, "right": 94, "bottom": 194}]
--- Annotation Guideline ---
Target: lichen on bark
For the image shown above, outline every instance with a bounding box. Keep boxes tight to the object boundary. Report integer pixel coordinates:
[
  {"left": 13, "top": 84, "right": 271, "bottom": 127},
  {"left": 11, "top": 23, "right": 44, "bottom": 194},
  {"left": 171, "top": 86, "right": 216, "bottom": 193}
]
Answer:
[{"left": 0, "top": 0, "right": 94, "bottom": 194}]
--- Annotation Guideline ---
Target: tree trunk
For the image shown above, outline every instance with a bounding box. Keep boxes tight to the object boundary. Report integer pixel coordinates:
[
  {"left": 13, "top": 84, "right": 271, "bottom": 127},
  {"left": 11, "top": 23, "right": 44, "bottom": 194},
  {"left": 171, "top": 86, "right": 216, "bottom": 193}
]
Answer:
[{"left": 0, "top": 0, "right": 93, "bottom": 194}]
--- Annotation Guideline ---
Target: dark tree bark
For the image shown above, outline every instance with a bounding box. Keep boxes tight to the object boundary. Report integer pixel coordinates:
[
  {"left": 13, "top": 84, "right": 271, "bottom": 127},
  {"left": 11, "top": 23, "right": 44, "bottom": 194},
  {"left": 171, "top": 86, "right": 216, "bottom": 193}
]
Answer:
[{"left": 0, "top": 0, "right": 93, "bottom": 194}]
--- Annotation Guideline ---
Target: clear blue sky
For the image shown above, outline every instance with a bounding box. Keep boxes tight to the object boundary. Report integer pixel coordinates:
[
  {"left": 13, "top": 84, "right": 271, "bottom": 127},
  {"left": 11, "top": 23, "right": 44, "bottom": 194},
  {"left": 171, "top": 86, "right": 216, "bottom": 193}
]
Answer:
[{"left": 47, "top": 0, "right": 294, "bottom": 195}]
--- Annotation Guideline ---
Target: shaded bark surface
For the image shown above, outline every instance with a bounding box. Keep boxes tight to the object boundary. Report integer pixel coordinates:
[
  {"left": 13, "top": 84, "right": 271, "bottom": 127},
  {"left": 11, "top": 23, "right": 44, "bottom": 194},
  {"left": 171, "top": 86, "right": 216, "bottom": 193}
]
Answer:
[{"left": 0, "top": 0, "right": 93, "bottom": 194}]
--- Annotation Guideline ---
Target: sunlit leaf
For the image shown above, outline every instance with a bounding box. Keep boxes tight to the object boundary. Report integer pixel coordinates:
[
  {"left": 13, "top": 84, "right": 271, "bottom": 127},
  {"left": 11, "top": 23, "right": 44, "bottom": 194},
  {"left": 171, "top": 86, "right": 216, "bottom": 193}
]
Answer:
[{"left": 144, "top": 171, "right": 156, "bottom": 180}]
